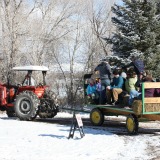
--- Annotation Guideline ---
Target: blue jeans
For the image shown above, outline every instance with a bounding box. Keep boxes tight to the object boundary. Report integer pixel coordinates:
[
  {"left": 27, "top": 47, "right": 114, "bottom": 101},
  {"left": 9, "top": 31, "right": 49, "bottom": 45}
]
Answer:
[
  {"left": 100, "top": 79, "right": 110, "bottom": 103},
  {"left": 129, "top": 90, "right": 141, "bottom": 105},
  {"left": 101, "top": 79, "right": 110, "bottom": 87}
]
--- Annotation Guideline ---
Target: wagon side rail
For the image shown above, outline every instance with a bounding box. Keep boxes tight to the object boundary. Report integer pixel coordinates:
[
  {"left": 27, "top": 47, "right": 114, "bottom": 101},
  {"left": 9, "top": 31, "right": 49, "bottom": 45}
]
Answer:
[{"left": 142, "top": 82, "right": 160, "bottom": 115}]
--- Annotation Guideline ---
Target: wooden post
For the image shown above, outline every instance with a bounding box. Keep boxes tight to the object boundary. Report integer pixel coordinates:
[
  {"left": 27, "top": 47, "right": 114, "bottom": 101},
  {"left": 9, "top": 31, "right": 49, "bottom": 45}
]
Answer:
[{"left": 142, "top": 83, "right": 145, "bottom": 114}]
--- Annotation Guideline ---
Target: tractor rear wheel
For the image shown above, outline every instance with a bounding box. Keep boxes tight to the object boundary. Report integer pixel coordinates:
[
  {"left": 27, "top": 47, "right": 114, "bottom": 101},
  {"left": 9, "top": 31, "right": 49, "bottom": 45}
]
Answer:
[
  {"left": 38, "top": 90, "right": 59, "bottom": 118},
  {"left": 15, "top": 91, "right": 40, "bottom": 120}
]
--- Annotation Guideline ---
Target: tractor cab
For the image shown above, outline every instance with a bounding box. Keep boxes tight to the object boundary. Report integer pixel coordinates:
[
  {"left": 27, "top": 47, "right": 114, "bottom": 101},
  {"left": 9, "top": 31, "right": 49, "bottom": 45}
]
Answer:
[
  {"left": 12, "top": 65, "right": 48, "bottom": 86},
  {"left": 12, "top": 65, "right": 49, "bottom": 98}
]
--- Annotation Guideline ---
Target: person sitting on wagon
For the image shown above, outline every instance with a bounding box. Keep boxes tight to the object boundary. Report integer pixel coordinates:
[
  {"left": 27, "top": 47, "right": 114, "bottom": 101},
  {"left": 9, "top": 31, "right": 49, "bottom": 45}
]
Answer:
[
  {"left": 86, "top": 78, "right": 99, "bottom": 104},
  {"left": 106, "top": 69, "right": 124, "bottom": 105},
  {"left": 96, "top": 78, "right": 106, "bottom": 104},
  {"left": 125, "top": 69, "right": 141, "bottom": 106},
  {"left": 127, "top": 71, "right": 156, "bottom": 106},
  {"left": 123, "top": 56, "right": 144, "bottom": 87},
  {"left": 137, "top": 72, "right": 155, "bottom": 99},
  {"left": 94, "top": 59, "right": 112, "bottom": 88}
]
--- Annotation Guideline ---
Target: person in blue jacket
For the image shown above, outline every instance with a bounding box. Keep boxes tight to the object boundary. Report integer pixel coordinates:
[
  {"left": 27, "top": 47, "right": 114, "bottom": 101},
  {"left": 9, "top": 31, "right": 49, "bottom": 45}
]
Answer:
[
  {"left": 106, "top": 70, "right": 124, "bottom": 105},
  {"left": 86, "top": 78, "right": 99, "bottom": 104}
]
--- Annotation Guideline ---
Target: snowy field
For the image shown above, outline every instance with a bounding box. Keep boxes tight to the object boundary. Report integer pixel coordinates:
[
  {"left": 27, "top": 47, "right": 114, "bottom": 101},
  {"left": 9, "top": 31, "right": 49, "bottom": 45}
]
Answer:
[{"left": 0, "top": 112, "right": 160, "bottom": 160}]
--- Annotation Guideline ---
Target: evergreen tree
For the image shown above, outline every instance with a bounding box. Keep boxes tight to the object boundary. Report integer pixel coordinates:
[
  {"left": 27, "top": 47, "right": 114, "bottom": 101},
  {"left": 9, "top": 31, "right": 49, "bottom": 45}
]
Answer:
[{"left": 106, "top": 0, "right": 160, "bottom": 76}]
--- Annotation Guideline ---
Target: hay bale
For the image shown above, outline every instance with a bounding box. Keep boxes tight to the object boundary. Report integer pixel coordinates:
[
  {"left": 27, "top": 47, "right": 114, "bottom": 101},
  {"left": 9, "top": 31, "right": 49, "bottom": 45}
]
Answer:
[
  {"left": 132, "top": 100, "right": 142, "bottom": 115},
  {"left": 132, "top": 100, "right": 160, "bottom": 114},
  {"left": 145, "top": 104, "right": 154, "bottom": 112},
  {"left": 145, "top": 103, "right": 160, "bottom": 112}
]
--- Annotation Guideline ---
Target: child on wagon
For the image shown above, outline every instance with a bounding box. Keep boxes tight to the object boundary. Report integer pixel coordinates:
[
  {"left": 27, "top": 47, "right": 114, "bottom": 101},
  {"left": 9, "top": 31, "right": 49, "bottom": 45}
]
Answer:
[
  {"left": 96, "top": 78, "right": 106, "bottom": 104},
  {"left": 86, "top": 78, "right": 99, "bottom": 104}
]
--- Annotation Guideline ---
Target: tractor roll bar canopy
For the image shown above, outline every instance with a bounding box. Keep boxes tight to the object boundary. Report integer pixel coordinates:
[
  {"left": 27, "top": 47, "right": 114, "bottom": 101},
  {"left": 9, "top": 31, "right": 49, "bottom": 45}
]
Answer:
[
  {"left": 12, "top": 65, "right": 49, "bottom": 71},
  {"left": 12, "top": 65, "right": 49, "bottom": 85}
]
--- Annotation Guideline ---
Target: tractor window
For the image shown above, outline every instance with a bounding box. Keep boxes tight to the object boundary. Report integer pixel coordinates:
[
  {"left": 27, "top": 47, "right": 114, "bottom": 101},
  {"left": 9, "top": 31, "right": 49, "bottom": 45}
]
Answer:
[
  {"left": 22, "top": 72, "right": 36, "bottom": 86},
  {"left": 23, "top": 77, "right": 36, "bottom": 86}
]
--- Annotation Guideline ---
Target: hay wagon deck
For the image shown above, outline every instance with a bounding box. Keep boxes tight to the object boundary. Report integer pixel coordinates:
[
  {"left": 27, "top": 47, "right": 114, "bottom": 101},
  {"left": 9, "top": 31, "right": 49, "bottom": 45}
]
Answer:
[{"left": 84, "top": 74, "right": 160, "bottom": 134}]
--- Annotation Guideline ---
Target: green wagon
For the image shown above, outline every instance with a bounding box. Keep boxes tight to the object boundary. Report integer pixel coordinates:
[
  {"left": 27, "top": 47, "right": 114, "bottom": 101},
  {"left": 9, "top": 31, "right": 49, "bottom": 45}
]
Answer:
[{"left": 84, "top": 74, "right": 160, "bottom": 134}]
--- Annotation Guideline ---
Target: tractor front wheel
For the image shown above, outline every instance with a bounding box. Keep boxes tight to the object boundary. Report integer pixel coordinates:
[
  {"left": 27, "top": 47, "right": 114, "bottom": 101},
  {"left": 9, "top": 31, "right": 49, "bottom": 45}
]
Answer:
[{"left": 15, "top": 91, "right": 40, "bottom": 120}]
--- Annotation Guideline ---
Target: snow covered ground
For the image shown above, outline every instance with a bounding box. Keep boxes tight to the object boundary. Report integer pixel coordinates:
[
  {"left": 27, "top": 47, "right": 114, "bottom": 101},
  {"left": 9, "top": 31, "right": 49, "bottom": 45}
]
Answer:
[{"left": 0, "top": 112, "right": 160, "bottom": 160}]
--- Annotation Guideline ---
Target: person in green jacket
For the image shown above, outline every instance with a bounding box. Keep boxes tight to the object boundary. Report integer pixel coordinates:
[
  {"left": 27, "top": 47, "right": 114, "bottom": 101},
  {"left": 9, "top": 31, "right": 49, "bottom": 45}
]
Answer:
[
  {"left": 125, "top": 70, "right": 141, "bottom": 105},
  {"left": 125, "top": 74, "right": 137, "bottom": 93}
]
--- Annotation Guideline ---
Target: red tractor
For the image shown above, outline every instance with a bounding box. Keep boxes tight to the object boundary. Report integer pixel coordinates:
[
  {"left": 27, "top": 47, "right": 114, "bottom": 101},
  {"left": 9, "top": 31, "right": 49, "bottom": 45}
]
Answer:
[{"left": 0, "top": 65, "right": 59, "bottom": 120}]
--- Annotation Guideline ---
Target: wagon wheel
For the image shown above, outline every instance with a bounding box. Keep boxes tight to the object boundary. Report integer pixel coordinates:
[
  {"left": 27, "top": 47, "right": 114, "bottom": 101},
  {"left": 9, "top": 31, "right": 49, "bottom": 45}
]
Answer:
[
  {"left": 90, "top": 108, "right": 104, "bottom": 126},
  {"left": 126, "top": 114, "right": 139, "bottom": 135}
]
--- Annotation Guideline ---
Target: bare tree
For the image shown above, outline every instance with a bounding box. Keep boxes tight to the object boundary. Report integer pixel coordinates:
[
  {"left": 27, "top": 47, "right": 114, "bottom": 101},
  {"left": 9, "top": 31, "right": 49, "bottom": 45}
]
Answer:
[
  {"left": 43, "top": 0, "right": 117, "bottom": 106},
  {"left": 84, "top": 0, "right": 116, "bottom": 67},
  {"left": 24, "top": 0, "right": 77, "bottom": 66},
  {"left": 0, "top": 0, "right": 116, "bottom": 107},
  {"left": 0, "top": 0, "right": 36, "bottom": 83}
]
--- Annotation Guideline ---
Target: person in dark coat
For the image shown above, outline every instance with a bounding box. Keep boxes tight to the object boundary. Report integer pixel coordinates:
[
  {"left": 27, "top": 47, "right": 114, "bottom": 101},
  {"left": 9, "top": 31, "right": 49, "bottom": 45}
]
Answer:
[
  {"left": 143, "top": 74, "right": 155, "bottom": 97},
  {"left": 94, "top": 59, "right": 112, "bottom": 104},
  {"left": 94, "top": 59, "right": 112, "bottom": 87}
]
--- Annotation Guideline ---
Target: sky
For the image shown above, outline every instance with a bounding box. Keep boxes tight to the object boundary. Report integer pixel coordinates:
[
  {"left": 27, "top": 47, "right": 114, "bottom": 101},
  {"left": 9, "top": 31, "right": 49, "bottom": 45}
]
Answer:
[{"left": 117, "top": 0, "right": 123, "bottom": 5}]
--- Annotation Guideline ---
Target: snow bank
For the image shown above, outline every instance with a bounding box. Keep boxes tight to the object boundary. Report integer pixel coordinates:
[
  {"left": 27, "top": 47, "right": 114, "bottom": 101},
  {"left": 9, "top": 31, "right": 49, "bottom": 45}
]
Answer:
[{"left": 0, "top": 113, "right": 159, "bottom": 160}]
